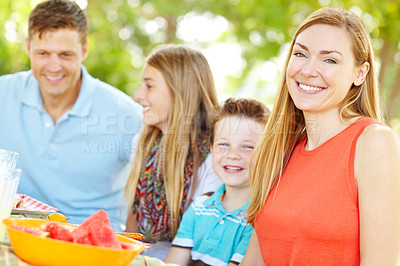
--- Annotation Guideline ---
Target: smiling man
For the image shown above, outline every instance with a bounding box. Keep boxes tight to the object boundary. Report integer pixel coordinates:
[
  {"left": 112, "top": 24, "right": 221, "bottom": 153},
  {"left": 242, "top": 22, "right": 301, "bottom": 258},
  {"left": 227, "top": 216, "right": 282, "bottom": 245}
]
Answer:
[
  {"left": 0, "top": 0, "right": 142, "bottom": 231},
  {"left": 26, "top": 27, "right": 87, "bottom": 123}
]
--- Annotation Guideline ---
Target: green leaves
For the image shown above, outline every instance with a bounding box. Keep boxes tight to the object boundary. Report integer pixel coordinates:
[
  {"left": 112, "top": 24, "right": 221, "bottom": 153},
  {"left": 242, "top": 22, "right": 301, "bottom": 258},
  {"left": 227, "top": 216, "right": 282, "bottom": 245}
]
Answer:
[{"left": 1, "top": 0, "right": 399, "bottom": 130}]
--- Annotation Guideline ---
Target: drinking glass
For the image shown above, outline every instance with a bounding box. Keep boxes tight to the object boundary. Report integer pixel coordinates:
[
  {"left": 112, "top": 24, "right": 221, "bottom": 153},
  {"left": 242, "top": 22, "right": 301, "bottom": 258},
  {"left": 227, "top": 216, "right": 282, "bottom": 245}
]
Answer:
[
  {"left": 0, "top": 149, "right": 19, "bottom": 170},
  {"left": 0, "top": 168, "right": 22, "bottom": 241}
]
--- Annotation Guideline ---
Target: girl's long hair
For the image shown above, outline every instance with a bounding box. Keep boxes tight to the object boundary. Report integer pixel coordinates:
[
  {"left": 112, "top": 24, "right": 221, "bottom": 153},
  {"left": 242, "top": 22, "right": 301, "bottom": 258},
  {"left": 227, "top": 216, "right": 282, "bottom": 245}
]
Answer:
[
  {"left": 125, "top": 44, "right": 219, "bottom": 235},
  {"left": 247, "top": 7, "right": 385, "bottom": 225}
]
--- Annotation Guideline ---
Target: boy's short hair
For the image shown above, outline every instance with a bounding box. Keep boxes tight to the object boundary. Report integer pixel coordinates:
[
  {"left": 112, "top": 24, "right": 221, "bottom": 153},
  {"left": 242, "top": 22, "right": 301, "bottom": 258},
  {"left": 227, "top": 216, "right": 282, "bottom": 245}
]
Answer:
[
  {"left": 28, "top": 0, "right": 88, "bottom": 45},
  {"left": 211, "top": 98, "right": 271, "bottom": 144}
]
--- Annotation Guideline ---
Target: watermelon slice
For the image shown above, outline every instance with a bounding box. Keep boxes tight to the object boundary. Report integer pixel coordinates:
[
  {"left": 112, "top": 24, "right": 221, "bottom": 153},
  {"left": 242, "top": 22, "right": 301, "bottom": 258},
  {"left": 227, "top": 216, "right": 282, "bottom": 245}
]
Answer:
[
  {"left": 120, "top": 242, "right": 138, "bottom": 250},
  {"left": 11, "top": 225, "right": 48, "bottom": 237},
  {"left": 71, "top": 210, "right": 109, "bottom": 245},
  {"left": 11, "top": 210, "right": 147, "bottom": 252},
  {"left": 44, "top": 221, "right": 73, "bottom": 242},
  {"left": 72, "top": 228, "right": 95, "bottom": 245},
  {"left": 77, "top": 209, "right": 110, "bottom": 229},
  {"left": 31, "top": 209, "right": 145, "bottom": 250},
  {"left": 89, "top": 221, "right": 121, "bottom": 249}
]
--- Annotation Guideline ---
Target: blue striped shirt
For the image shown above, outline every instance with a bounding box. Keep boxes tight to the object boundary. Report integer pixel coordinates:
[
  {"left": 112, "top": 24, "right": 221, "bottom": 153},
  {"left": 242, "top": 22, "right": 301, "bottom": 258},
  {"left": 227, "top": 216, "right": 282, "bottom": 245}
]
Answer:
[{"left": 172, "top": 184, "right": 253, "bottom": 265}]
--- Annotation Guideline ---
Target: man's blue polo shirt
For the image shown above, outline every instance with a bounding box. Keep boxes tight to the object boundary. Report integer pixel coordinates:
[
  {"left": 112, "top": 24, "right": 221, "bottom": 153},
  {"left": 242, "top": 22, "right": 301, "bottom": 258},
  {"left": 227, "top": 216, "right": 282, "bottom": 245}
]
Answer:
[
  {"left": 0, "top": 66, "right": 142, "bottom": 230},
  {"left": 172, "top": 184, "right": 253, "bottom": 266}
]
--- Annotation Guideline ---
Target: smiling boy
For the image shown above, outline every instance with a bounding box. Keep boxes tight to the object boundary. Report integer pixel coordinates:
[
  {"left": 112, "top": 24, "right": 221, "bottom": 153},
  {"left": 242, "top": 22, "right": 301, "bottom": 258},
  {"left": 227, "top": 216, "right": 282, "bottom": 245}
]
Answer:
[{"left": 164, "top": 98, "right": 270, "bottom": 266}]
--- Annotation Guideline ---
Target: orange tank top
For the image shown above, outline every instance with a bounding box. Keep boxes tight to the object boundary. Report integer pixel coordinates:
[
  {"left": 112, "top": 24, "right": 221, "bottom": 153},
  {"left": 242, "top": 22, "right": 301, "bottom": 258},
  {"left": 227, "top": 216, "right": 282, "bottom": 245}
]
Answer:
[{"left": 254, "top": 117, "right": 379, "bottom": 266}]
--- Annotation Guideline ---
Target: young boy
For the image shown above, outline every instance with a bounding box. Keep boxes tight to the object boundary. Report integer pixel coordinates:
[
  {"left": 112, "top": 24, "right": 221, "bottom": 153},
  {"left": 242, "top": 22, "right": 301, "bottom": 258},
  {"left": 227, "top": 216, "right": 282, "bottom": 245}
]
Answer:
[{"left": 164, "top": 98, "right": 270, "bottom": 265}]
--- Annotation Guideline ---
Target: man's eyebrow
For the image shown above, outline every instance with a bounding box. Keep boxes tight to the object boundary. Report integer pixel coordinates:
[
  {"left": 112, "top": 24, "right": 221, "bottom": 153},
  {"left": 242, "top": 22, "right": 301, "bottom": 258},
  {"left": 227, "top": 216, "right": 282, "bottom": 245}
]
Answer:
[{"left": 294, "top": 42, "right": 343, "bottom": 57}]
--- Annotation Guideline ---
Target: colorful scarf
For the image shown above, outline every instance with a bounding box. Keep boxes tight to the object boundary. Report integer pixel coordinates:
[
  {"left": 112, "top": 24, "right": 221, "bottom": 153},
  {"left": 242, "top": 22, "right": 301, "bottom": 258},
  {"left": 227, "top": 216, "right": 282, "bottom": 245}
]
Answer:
[{"left": 132, "top": 132, "right": 210, "bottom": 243}]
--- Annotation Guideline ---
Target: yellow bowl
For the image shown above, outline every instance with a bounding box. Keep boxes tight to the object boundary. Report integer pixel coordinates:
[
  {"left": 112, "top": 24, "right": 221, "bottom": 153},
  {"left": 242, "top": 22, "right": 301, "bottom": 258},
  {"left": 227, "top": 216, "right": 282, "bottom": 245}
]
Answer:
[{"left": 3, "top": 218, "right": 147, "bottom": 266}]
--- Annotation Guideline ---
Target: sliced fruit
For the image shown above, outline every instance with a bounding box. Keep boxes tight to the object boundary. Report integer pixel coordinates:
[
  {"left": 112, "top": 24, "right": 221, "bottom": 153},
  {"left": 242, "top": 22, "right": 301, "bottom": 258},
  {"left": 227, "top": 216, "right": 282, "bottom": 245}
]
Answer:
[
  {"left": 13, "top": 209, "right": 146, "bottom": 252},
  {"left": 89, "top": 222, "right": 121, "bottom": 249},
  {"left": 78, "top": 209, "right": 110, "bottom": 229},
  {"left": 72, "top": 228, "right": 95, "bottom": 245},
  {"left": 46, "top": 213, "right": 69, "bottom": 223},
  {"left": 44, "top": 221, "right": 73, "bottom": 242},
  {"left": 72, "top": 209, "right": 110, "bottom": 246},
  {"left": 11, "top": 225, "right": 49, "bottom": 237}
]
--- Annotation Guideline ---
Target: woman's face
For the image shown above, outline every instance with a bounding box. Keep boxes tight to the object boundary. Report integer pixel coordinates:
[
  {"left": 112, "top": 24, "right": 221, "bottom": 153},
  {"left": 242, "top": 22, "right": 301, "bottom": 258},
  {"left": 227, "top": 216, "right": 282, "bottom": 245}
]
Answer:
[
  {"left": 134, "top": 64, "right": 172, "bottom": 132},
  {"left": 286, "top": 24, "right": 368, "bottom": 115}
]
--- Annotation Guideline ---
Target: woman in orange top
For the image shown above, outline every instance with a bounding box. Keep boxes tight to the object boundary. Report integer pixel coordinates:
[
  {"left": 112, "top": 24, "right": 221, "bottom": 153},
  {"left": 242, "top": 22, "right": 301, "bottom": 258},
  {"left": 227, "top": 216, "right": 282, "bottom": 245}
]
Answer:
[{"left": 241, "top": 7, "right": 400, "bottom": 265}]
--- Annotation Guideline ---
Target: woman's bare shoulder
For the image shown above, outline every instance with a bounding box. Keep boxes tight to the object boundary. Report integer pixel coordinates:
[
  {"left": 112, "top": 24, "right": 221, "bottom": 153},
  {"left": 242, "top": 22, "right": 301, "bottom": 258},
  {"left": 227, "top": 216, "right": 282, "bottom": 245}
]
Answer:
[
  {"left": 357, "top": 123, "right": 399, "bottom": 150},
  {"left": 356, "top": 123, "right": 400, "bottom": 182}
]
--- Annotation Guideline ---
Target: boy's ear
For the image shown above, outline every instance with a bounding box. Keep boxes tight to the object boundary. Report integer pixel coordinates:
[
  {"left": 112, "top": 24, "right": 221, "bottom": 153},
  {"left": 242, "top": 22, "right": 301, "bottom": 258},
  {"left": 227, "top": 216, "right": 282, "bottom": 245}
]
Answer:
[{"left": 210, "top": 144, "right": 213, "bottom": 152}]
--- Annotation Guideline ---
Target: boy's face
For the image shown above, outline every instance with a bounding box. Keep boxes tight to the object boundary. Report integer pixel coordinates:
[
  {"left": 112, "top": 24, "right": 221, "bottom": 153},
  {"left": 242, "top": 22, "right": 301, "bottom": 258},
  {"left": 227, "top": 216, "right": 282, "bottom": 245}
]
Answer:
[{"left": 211, "top": 115, "right": 265, "bottom": 189}]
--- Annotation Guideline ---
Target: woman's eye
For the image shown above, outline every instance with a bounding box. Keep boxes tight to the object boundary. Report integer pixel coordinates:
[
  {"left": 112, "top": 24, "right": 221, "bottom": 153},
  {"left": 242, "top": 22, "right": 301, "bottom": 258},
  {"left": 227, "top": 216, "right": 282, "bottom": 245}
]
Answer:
[
  {"left": 324, "top": 58, "right": 337, "bottom": 64},
  {"left": 293, "top": 52, "right": 306, "bottom": 58}
]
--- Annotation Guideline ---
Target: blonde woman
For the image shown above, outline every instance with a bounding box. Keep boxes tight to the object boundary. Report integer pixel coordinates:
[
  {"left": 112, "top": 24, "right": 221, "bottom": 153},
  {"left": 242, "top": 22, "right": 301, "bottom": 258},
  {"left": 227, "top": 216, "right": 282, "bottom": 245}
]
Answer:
[
  {"left": 241, "top": 7, "right": 400, "bottom": 265},
  {"left": 125, "top": 44, "right": 222, "bottom": 259}
]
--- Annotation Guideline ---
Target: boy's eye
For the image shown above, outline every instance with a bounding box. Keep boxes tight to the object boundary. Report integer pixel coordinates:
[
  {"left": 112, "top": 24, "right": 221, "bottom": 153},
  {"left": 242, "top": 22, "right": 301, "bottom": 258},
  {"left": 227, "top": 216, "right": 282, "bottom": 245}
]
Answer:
[
  {"left": 214, "top": 143, "right": 228, "bottom": 151},
  {"left": 242, "top": 145, "right": 254, "bottom": 150}
]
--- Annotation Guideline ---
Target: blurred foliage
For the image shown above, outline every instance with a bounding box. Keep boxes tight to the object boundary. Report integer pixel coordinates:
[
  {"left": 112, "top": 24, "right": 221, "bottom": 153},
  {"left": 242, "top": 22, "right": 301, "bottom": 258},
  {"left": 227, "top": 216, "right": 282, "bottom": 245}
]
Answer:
[{"left": 0, "top": 0, "right": 399, "bottom": 133}]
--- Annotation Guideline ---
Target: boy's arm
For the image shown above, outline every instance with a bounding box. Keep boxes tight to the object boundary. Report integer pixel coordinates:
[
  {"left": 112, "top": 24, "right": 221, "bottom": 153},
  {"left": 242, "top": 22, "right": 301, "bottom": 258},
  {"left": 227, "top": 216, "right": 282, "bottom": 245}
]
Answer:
[
  {"left": 164, "top": 246, "right": 191, "bottom": 265},
  {"left": 164, "top": 201, "right": 198, "bottom": 265}
]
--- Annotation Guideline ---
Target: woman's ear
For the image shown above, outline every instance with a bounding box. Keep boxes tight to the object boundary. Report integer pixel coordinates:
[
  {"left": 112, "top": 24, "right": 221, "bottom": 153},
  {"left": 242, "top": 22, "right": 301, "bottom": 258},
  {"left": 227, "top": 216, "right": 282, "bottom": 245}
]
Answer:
[{"left": 354, "top": 62, "right": 370, "bottom": 86}]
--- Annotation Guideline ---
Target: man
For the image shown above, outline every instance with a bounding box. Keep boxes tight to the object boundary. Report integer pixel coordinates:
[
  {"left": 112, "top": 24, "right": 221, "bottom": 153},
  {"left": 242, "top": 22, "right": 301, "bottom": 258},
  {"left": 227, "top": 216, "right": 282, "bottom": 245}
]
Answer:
[{"left": 0, "top": 0, "right": 142, "bottom": 231}]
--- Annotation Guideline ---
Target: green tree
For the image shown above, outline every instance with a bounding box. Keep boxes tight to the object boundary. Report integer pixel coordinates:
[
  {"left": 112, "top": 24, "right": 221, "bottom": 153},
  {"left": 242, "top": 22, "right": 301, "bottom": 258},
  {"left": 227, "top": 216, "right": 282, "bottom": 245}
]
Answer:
[
  {"left": 1, "top": 0, "right": 399, "bottom": 133},
  {"left": 0, "top": 1, "right": 30, "bottom": 73}
]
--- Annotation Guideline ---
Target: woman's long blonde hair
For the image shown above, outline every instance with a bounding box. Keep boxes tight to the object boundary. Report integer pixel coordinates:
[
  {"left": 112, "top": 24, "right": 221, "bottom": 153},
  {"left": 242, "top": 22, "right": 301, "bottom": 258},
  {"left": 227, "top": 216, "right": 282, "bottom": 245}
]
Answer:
[
  {"left": 247, "top": 7, "right": 385, "bottom": 225},
  {"left": 125, "top": 44, "right": 219, "bottom": 235}
]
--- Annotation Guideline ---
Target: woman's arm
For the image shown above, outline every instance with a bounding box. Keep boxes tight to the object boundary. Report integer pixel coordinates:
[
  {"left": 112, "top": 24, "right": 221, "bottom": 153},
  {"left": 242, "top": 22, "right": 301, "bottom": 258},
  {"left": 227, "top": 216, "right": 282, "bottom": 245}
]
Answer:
[
  {"left": 164, "top": 246, "right": 191, "bottom": 265},
  {"left": 240, "top": 231, "right": 265, "bottom": 266},
  {"left": 356, "top": 124, "right": 400, "bottom": 265}
]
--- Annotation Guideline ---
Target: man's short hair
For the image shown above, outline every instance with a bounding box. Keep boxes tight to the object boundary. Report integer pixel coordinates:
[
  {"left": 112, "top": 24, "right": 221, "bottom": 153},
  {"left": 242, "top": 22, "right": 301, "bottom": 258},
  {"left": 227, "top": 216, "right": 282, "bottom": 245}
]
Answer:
[{"left": 28, "top": 0, "right": 88, "bottom": 45}]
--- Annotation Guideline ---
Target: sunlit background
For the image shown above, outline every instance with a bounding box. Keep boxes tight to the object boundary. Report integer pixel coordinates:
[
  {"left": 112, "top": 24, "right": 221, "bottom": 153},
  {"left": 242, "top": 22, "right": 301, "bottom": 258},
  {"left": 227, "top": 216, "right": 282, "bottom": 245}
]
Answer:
[{"left": 1, "top": 0, "right": 399, "bottom": 135}]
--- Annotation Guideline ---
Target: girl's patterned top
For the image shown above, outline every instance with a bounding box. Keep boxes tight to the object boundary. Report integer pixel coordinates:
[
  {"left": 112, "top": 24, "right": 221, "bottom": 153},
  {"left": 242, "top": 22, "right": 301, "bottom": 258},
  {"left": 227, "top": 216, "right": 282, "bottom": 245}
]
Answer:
[{"left": 132, "top": 132, "right": 210, "bottom": 243}]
